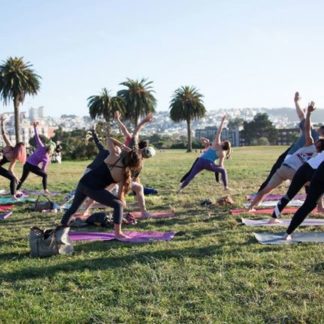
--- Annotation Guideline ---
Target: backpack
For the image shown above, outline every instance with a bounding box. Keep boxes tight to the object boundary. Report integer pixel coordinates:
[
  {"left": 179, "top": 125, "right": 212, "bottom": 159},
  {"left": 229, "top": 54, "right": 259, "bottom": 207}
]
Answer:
[{"left": 29, "top": 226, "right": 73, "bottom": 257}]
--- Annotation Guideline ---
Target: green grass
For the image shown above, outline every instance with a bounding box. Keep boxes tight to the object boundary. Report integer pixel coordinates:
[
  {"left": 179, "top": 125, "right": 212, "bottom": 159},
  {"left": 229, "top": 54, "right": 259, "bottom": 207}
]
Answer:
[{"left": 0, "top": 147, "right": 323, "bottom": 323}]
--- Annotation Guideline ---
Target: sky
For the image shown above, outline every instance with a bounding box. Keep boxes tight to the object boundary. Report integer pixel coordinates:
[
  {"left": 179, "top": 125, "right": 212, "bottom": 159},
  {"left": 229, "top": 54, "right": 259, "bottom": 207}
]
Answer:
[{"left": 1, "top": 0, "right": 324, "bottom": 117}]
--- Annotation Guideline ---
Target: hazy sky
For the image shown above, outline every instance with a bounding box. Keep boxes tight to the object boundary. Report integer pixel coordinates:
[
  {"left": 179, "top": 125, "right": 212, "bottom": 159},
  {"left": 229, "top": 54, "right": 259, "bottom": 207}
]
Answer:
[{"left": 1, "top": 0, "right": 324, "bottom": 116}]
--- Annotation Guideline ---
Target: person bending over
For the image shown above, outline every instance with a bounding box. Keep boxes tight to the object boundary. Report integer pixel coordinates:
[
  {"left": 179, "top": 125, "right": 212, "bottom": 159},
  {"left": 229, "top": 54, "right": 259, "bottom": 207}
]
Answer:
[
  {"left": 17, "top": 121, "right": 57, "bottom": 194},
  {"left": 248, "top": 103, "right": 321, "bottom": 211},
  {"left": 0, "top": 116, "right": 26, "bottom": 198},
  {"left": 257, "top": 91, "right": 324, "bottom": 192},
  {"left": 60, "top": 137, "right": 142, "bottom": 240},
  {"left": 283, "top": 161, "right": 324, "bottom": 240},
  {"left": 178, "top": 115, "right": 231, "bottom": 192}
]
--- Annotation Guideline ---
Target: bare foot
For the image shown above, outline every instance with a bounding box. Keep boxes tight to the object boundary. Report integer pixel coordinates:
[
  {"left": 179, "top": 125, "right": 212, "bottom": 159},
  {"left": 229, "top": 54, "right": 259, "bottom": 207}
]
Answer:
[
  {"left": 248, "top": 208, "right": 256, "bottom": 212},
  {"left": 268, "top": 218, "right": 282, "bottom": 224},
  {"left": 115, "top": 232, "right": 131, "bottom": 240},
  {"left": 44, "top": 189, "right": 51, "bottom": 195}
]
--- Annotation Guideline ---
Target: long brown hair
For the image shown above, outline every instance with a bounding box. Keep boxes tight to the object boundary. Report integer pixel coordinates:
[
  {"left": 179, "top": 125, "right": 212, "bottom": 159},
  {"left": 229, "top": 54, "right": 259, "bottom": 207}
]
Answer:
[
  {"left": 222, "top": 140, "right": 232, "bottom": 159},
  {"left": 121, "top": 150, "right": 143, "bottom": 194}
]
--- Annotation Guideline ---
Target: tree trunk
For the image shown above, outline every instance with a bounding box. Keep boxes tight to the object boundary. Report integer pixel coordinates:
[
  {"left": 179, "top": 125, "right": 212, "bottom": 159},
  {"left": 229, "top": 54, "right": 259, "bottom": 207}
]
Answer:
[
  {"left": 13, "top": 97, "right": 20, "bottom": 144},
  {"left": 186, "top": 119, "right": 192, "bottom": 152}
]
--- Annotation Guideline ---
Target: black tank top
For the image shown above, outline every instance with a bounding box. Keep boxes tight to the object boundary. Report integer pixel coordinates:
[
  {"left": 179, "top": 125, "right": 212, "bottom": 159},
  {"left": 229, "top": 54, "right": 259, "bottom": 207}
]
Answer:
[{"left": 80, "top": 162, "right": 115, "bottom": 189}]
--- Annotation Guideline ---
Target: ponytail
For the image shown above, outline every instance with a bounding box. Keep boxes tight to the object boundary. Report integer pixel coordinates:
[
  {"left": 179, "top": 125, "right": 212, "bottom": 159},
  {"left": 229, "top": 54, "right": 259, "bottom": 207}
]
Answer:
[{"left": 222, "top": 141, "right": 232, "bottom": 159}]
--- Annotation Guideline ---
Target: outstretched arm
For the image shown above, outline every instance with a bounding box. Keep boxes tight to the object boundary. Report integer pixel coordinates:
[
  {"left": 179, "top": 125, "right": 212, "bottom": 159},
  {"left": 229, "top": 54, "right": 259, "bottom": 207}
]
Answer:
[
  {"left": 91, "top": 128, "right": 105, "bottom": 151},
  {"left": 33, "top": 121, "right": 44, "bottom": 148},
  {"left": 213, "top": 115, "right": 226, "bottom": 146},
  {"left": 294, "top": 91, "right": 306, "bottom": 121},
  {"left": 0, "top": 117, "right": 12, "bottom": 147},
  {"left": 114, "top": 111, "right": 132, "bottom": 140},
  {"left": 304, "top": 102, "right": 315, "bottom": 146},
  {"left": 132, "top": 112, "right": 153, "bottom": 143}
]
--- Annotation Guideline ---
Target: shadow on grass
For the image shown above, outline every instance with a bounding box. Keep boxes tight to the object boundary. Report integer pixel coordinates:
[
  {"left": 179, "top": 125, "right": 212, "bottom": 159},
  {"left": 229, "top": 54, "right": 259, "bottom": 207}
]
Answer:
[{"left": 0, "top": 243, "right": 223, "bottom": 282}]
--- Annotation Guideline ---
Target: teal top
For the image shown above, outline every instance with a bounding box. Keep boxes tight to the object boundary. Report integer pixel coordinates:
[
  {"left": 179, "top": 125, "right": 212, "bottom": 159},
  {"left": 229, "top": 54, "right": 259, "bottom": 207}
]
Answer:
[{"left": 200, "top": 147, "right": 218, "bottom": 162}]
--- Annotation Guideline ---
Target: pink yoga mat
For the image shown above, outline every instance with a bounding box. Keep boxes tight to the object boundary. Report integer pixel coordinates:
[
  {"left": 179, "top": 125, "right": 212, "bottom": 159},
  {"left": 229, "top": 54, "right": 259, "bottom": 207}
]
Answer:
[
  {"left": 231, "top": 207, "right": 319, "bottom": 216},
  {"left": 0, "top": 205, "right": 13, "bottom": 211},
  {"left": 127, "top": 211, "right": 176, "bottom": 219},
  {"left": 246, "top": 193, "right": 306, "bottom": 201},
  {"left": 69, "top": 231, "right": 176, "bottom": 243},
  {"left": 0, "top": 211, "right": 13, "bottom": 220}
]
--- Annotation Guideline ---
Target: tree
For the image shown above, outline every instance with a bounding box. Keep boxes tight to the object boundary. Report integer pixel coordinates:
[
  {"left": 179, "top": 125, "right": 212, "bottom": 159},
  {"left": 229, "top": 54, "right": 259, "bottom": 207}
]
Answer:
[
  {"left": 169, "top": 86, "right": 206, "bottom": 152},
  {"left": 117, "top": 78, "right": 156, "bottom": 128},
  {"left": 228, "top": 117, "right": 244, "bottom": 129},
  {"left": 242, "top": 113, "right": 277, "bottom": 145},
  {"left": 87, "top": 88, "right": 125, "bottom": 135},
  {"left": 0, "top": 57, "right": 41, "bottom": 143}
]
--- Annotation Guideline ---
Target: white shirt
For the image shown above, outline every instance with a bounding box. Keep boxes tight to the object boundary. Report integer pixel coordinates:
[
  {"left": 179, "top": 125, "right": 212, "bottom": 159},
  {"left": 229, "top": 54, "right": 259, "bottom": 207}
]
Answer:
[
  {"left": 285, "top": 145, "right": 317, "bottom": 170},
  {"left": 307, "top": 151, "right": 324, "bottom": 169}
]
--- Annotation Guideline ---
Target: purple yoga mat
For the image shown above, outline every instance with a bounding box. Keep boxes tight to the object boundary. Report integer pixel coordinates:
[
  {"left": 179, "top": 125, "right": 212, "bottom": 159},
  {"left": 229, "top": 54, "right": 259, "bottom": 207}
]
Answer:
[
  {"left": 0, "top": 211, "right": 12, "bottom": 220},
  {"left": 69, "top": 231, "right": 176, "bottom": 243}
]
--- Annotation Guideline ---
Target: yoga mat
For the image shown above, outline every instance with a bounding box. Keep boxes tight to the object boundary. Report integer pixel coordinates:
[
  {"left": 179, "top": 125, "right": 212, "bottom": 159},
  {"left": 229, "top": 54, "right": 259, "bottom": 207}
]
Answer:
[
  {"left": 254, "top": 232, "right": 324, "bottom": 244},
  {"left": 243, "top": 200, "right": 304, "bottom": 208},
  {"left": 0, "top": 197, "right": 36, "bottom": 205},
  {"left": 22, "top": 189, "right": 61, "bottom": 196},
  {"left": 231, "top": 207, "right": 319, "bottom": 216},
  {"left": 69, "top": 231, "right": 175, "bottom": 243},
  {"left": 242, "top": 218, "right": 324, "bottom": 227},
  {"left": 0, "top": 211, "right": 13, "bottom": 220},
  {"left": 246, "top": 193, "right": 306, "bottom": 201},
  {"left": 127, "top": 211, "right": 176, "bottom": 219},
  {"left": 0, "top": 204, "right": 13, "bottom": 211}
]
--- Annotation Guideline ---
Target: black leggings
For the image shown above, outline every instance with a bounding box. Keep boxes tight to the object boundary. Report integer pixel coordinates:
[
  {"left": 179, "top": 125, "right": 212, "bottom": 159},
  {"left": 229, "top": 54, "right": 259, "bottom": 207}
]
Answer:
[
  {"left": 17, "top": 162, "right": 48, "bottom": 191},
  {"left": 272, "top": 163, "right": 315, "bottom": 219},
  {"left": 0, "top": 166, "right": 17, "bottom": 195},
  {"left": 61, "top": 182, "right": 123, "bottom": 226},
  {"left": 257, "top": 146, "right": 291, "bottom": 192},
  {"left": 287, "top": 162, "right": 324, "bottom": 234}
]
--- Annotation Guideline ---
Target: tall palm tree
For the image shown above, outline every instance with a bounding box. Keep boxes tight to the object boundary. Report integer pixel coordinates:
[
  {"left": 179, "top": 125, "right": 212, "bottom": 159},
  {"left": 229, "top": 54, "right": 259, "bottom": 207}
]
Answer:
[
  {"left": 87, "top": 88, "right": 125, "bottom": 135},
  {"left": 117, "top": 78, "right": 156, "bottom": 128},
  {"left": 0, "top": 57, "right": 41, "bottom": 143},
  {"left": 170, "top": 86, "right": 206, "bottom": 152}
]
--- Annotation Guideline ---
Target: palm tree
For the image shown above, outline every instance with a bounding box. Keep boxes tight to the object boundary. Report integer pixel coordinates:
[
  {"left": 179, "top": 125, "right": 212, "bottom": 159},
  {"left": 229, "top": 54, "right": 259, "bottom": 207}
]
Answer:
[
  {"left": 87, "top": 88, "right": 125, "bottom": 134},
  {"left": 117, "top": 78, "right": 156, "bottom": 128},
  {"left": 169, "top": 86, "right": 206, "bottom": 152},
  {"left": 0, "top": 57, "right": 41, "bottom": 143}
]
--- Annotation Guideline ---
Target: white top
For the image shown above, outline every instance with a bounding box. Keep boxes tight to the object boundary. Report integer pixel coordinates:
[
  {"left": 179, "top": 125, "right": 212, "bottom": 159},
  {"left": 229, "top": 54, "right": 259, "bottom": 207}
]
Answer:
[
  {"left": 285, "top": 145, "right": 317, "bottom": 170},
  {"left": 307, "top": 151, "right": 324, "bottom": 169}
]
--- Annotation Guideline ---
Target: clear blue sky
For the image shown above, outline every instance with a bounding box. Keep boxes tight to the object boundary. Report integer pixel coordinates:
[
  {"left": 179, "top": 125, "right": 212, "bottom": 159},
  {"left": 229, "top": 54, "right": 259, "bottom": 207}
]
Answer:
[{"left": 1, "top": 0, "right": 324, "bottom": 116}]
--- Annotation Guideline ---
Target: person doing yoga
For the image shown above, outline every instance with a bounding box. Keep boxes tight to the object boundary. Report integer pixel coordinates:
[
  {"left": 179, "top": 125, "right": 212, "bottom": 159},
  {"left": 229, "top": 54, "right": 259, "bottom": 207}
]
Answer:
[
  {"left": 16, "top": 121, "right": 58, "bottom": 194},
  {"left": 270, "top": 149, "right": 324, "bottom": 225},
  {"left": 257, "top": 91, "right": 324, "bottom": 192},
  {"left": 178, "top": 115, "right": 231, "bottom": 192},
  {"left": 60, "top": 137, "right": 142, "bottom": 239},
  {"left": 79, "top": 112, "right": 154, "bottom": 219},
  {"left": 283, "top": 161, "right": 324, "bottom": 240},
  {"left": 0, "top": 116, "right": 26, "bottom": 197},
  {"left": 249, "top": 103, "right": 323, "bottom": 211}
]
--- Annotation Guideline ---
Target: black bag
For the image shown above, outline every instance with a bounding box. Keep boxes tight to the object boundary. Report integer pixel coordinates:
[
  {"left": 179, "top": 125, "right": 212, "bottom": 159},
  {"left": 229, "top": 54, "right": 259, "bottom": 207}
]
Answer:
[
  {"left": 86, "top": 212, "right": 113, "bottom": 227},
  {"left": 34, "top": 195, "right": 55, "bottom": 212}
]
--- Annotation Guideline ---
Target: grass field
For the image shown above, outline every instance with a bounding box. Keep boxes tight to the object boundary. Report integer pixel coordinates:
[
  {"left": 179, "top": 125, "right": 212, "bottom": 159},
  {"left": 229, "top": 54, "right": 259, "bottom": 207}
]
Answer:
[{"left": 0, "top": 147, "right": 323, "bottom": 323}]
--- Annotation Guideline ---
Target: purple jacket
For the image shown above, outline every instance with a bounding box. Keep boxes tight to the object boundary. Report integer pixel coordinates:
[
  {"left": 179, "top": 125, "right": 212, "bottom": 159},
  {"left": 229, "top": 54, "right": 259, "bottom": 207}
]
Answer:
[{"left": 27, "top": 126, "right": 50, "bottom": 172}]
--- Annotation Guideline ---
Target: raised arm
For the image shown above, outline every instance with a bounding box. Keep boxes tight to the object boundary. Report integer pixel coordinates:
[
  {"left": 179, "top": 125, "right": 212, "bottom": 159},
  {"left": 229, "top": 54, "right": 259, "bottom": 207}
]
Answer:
[
  {"left": 33, "top": 121, "right": 44, "bottom": 148},
  {"left": 0, "top": 117, "right": 12, "bottom": 147},
  {"left": 213, "top": 115, "right": 226, "bottom": 146},
  {"left": 132, "top": 112, "right": 153, "bottom": 144},
  {"left": 91, "top": 128, "right": 105, "bottom": 151},
  {"left": 304, "top": 102, "right": 315, "bottom": 146},
  {"left": 106, "top": 137, "right": 131, "bottom": 156},
  {"left": 294, "top": 91, "right": 306, "bottom": 121},
  {"left": 114, "top": 111, "right": 132, "bottom": 140}
]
